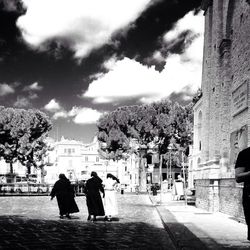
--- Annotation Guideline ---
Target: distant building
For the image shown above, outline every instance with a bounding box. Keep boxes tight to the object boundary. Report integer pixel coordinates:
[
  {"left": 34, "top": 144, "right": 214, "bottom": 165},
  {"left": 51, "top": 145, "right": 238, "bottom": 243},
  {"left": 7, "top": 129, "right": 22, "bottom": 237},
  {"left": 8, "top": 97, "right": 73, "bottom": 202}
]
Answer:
[
  {"left": 45, "top": 137, "right": 140, "bottom": 191},
  {"left": 44, "top": 136, "right": 119, "bottom": 184},
  {"left": 0, "top": 136, "right": 140, "bottom": 191},
  {"left": 190, "top": 0, "right": 250, "bottom": 219}
]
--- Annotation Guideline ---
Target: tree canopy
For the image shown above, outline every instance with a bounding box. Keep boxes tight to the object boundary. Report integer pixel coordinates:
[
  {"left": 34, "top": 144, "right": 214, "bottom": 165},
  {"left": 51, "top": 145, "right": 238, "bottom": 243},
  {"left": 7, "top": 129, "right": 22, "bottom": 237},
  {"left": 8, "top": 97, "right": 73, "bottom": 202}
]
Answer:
[
  {"left": 0, "top": 107, "right": 52, "bottom": 173},
  {"left": 96, "top": 100, "right": 193, "bottom": 161}
]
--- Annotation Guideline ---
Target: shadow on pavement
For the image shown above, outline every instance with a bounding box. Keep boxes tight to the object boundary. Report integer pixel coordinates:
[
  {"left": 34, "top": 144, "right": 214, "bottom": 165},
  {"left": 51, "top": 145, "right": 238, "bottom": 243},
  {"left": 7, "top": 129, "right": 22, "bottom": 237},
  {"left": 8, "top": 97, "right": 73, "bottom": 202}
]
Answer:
[
  {"left": 0, "top": 215, "right": 176, "bottom": 250},
  {"left": 155, "top": 205, "right": 243, "bottom": 250}
]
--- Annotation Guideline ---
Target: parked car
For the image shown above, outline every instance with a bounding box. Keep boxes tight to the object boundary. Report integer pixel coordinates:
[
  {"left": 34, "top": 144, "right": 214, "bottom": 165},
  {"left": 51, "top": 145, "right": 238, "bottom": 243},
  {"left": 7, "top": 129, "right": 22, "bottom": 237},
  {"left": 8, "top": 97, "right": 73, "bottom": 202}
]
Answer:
[
  {"left": 0, "top": 183, "right": 15, "bottom": 193},
  {"left": 36, "top": 184, "right": 48, "bottom": 193},
  {"left": 0, "top": 182, "right": 48, "bottom": 193}
]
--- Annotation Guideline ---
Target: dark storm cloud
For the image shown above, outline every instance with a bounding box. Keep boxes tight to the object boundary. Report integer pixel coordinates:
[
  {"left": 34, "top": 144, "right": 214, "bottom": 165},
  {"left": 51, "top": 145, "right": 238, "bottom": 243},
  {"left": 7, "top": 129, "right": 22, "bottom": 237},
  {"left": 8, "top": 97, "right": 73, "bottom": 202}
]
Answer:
[
  {"left": 111, "top": 0, "right": 202, "bottom": 66},
  {"left": 0, "top": 0, "right": 25, "bottom": 58},
  {"left": 0, "top": 0, "right": 24, "bottom": 13},
  {"left": 78, "top": 0, "right": 202, "bottom": 90},
  {"left": 0, "top": 0, "right": 201, "bottom": 110},
  {"left": 0, "top": 1, "right": 83, "bottom": 108}
]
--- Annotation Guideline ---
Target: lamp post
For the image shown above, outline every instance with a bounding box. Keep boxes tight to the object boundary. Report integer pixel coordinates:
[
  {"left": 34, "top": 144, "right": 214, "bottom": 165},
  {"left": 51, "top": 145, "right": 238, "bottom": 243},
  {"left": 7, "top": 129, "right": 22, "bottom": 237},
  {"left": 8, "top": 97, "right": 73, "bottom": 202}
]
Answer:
[
  {"left": 159, "top": 154, "right": 163, "bottom": 203},
  {"left": 181, "top": 150, "right": 187, "bottom": 206},
  {"left": 167, "top": 143, "right": 173, "bottom": 191}
]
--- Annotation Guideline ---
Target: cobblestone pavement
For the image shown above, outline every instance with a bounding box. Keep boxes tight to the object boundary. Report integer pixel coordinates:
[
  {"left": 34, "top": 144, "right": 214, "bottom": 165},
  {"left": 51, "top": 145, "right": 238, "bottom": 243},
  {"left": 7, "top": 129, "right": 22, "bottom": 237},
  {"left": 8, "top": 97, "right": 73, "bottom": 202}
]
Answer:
[{"left": 0, "top": 194, "right": 176, "bottom": 250}]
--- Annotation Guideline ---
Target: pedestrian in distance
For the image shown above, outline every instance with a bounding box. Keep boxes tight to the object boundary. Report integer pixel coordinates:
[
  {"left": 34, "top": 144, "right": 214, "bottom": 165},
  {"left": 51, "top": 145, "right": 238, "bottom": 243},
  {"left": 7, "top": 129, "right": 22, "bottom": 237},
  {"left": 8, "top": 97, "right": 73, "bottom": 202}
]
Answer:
[
  {"left": 103, "top": 173, "right": 119, "bottom": 222},
  {"left": 85, "top": 171, "right": 105, "bottom": 222},
  {"left": 50, "top": 173, "right": 79, "bottom": 219},
  {"left": 235, "top": 146, "right": 250, "bottom": 241},
  {"left": 172, "top": 175, "right": 184, "bottom": 201}
]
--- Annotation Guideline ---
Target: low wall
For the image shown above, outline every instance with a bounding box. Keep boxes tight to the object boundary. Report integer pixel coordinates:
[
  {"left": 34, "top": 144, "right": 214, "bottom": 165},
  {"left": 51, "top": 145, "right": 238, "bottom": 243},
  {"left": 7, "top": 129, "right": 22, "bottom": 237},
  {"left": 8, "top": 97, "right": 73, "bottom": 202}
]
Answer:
[{"left": 195, "top": 178, "right": 245, "bottom": 222}]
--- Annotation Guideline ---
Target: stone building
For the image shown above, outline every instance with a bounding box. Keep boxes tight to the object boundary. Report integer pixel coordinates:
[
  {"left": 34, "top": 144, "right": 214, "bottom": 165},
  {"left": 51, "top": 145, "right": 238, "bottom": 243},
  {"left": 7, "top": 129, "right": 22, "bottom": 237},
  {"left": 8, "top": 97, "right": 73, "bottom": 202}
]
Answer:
[
  {"left": 44, "top": 137, "right": 119, "bottom": 184},
  {"left": 191, "top": 0, "right": 250, "bottom": 219},
  {"left": 44, "top": 136, "right": 140, "bottom": 191}
]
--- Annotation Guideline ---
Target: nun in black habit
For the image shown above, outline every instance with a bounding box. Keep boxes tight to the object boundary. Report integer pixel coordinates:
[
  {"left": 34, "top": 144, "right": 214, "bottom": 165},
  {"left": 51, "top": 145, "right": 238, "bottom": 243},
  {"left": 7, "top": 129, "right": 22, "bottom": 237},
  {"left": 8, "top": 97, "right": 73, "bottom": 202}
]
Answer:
[
  {"left": 50, "top": 173, "right": 79, "bottom": 219},
  {"left": 85, "top": 171, "right": 105, "bottom": 221}
]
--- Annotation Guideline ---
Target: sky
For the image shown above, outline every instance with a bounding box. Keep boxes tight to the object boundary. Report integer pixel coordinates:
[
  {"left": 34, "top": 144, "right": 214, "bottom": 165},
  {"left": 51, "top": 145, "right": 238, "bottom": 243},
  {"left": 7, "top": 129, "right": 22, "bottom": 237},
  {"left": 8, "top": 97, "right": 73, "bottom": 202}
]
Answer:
[{"left": 0, "top": 0, "right": 204, "bottom": 143}]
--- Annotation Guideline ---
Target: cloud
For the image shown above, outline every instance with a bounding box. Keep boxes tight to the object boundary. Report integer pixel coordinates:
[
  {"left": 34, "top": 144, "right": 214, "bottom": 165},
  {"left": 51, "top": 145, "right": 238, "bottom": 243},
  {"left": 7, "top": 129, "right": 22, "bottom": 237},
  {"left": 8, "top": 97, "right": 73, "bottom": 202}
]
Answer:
[
  {"left": 13, "top": 96, "right": 30, "bottom": 107},
  {"left": 23, "top": 82, "right": 43, "bottom": 91},
  {"left": 164, "top": 11, "right": 203, "bottom": 43},
  {"left": 82, "top": 11, "right": 204, "bottom": 104},
  {"left": 44, "top": 99, "right": 62, "bottom": 112},
  {"left": 28, "top": 93, "right": 38, "bottom": 99},
  {"left": 52, "top": 111, "right": 68, "bottom": 120},
  {"left": 44, "top": 101, "right": 103, "bottom": 124},
  {"left": 0, "top": 83, "right": 15, "bottom": 96},
  {"left": 0, "top": 0, "right": 23, "bottom": 12},
  {"left": 17, "top": 0, "right": 152, "bottom": 58},
  {"left": 71, "top": 107, "right": 103, "bottom": 124}
]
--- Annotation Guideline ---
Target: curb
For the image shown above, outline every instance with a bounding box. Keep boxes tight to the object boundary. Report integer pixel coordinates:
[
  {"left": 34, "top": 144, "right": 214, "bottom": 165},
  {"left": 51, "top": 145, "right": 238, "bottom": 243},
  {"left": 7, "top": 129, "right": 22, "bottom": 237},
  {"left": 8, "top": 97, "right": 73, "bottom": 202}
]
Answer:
[
  {"left": 148, "top": 194, "right": 181, "bottom": 250},
  {"left": 148, "top": 195, "right": 225, "bottom": 250}
]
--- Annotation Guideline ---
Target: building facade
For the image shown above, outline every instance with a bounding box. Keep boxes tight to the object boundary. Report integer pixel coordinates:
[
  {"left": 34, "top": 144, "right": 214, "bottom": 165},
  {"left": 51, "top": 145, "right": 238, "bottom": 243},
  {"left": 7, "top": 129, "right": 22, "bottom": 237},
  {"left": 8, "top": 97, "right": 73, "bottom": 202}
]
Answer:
[
  {"left": 45, "top": 137, "right": 118, "bottom": 184},
  {"left": 0, "top": 136, "right": 140, "bottom": 191},
  {"left": 191, "top": 0, "right": 250, "bottom": 219},
  {"left": 44, "top": 137, "right": 140, "bottom": 191}
]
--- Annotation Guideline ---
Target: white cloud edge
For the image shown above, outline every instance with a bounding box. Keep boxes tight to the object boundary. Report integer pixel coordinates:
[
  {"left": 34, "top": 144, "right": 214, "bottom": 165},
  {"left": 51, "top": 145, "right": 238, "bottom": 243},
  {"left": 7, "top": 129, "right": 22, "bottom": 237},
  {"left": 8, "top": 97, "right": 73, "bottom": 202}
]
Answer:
[
  {"left": 0, "top": 83, "right": 15, "bottom": 96},
  {"left": 23, "top": 82, "right": 43, "bottom": 91},
  {"left": 17, "top": 0, "right": 152, "bottom": 58},
  {"left": 81, "top": 10, "right": 204, "bottom": 104},
  {"left": 44, "top": 99, "right": 103, "bottom": 124}
]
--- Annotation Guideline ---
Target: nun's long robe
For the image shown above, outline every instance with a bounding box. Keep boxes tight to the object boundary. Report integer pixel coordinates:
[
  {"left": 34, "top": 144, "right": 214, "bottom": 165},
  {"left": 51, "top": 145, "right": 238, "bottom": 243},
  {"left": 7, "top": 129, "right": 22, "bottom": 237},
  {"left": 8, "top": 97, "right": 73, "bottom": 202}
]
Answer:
[
  {"left": 50, "top": 178, "right": 79, "bottom": 215},
  {"left": 85, "top": 177, "right": 105, "bottom": 216}
]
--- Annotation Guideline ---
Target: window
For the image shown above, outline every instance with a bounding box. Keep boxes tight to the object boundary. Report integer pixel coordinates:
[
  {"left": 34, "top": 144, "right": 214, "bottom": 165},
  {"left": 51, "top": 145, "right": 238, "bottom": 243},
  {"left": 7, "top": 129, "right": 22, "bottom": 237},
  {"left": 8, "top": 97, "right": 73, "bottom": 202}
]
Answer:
[
  {"left": 96, "top": 156, "right": 99, "bottom": 162},
  {"left": 85, "top": 156, "right": 88, "bottom": 162}
]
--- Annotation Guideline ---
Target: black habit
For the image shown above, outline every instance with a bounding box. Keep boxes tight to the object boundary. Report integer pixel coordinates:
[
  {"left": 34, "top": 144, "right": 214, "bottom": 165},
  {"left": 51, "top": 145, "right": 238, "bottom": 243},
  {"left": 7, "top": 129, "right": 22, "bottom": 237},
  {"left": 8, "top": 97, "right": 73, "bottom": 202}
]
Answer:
[
  {"left": 235, "top": 147, "right": 250, "bottom": 239},
  {"left": 85, "top": 176, "right": 105, "bottom": 216},
  {"left": 50, "top": 178, "right": 79, "bottom": 216}
]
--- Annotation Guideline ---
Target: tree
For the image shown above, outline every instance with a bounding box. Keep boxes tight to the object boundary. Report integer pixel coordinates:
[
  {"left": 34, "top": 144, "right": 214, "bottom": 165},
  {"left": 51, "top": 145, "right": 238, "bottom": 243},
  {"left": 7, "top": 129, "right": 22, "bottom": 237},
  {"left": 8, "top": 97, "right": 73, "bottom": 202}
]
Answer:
[
  {"left": 0, "top": 107, "right": 52, "bottom": 174},
  {"left": 97, "top": 108, "right": 132, "bottom": 160},
  {"left": 96, "top": 100, "right": 193, "bottom": 162}
]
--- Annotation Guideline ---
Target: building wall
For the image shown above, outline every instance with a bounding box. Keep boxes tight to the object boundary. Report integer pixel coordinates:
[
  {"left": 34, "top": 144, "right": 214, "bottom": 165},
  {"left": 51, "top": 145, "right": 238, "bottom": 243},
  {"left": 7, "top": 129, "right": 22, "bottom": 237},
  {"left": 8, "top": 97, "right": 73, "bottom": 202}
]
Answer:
[
  {"left": 192, "top": 0, "right": 250, "bottom": 217},
  {"left": 219, "top": 179, "right": 244, "bottom": 221}
]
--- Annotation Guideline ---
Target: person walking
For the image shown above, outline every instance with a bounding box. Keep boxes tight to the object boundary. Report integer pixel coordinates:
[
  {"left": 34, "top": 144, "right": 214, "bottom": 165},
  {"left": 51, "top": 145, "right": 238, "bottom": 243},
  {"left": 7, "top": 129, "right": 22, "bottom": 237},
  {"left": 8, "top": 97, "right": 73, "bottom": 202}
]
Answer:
[
  {"left": 173, "top": 175, "right": 184, "bottom": 200},
  {"left": 50, "top": 173, "right": 79, "bottom": 219},
  {"left": 103, "top": 173, "right": 119, "bottom": 222},
  {"left": 235, "top": 146, "right": 250, "bottom": 241},
  {"left": 85, "top": 171, "right": 105, "bottom": 222}
]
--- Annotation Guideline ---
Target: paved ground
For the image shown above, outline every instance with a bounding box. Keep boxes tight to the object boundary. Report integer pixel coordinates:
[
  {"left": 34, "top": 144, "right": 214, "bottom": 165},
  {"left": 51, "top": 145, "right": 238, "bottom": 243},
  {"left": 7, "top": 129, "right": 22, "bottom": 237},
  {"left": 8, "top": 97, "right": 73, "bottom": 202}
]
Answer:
[
  {"left": 1, "top": 193, "right": 250, "bottom": 250},
  {"left": 150, "top": 194, "right": 250, "bottom": 250},
  {"left": 0, "top": 194, "right": 176, "bottom": 250}
]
